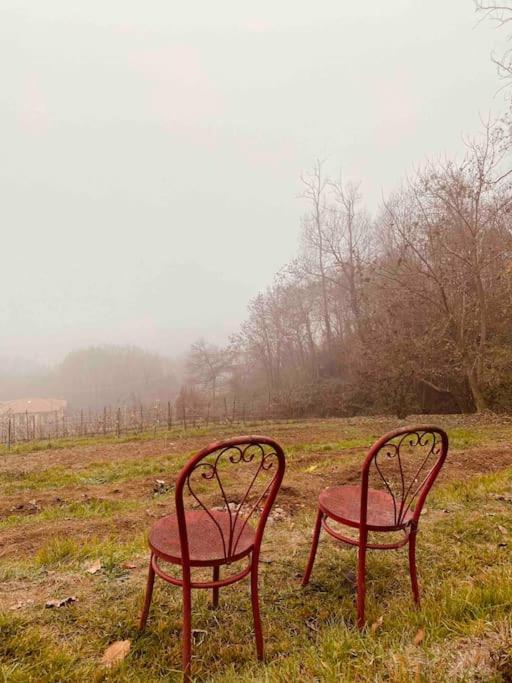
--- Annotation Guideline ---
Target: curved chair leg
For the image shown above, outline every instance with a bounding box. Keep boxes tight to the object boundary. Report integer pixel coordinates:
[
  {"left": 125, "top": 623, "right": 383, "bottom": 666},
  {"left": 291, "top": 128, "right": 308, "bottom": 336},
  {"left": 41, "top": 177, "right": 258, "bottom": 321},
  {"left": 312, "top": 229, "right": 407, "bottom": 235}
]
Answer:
[
  {"left": 182, "top": 580, "right": 192, "bottom": 683},
  {"left": 302, "top": 508, "right": 323, "bottom": 587},
  {"left": 356, "top": 530, "right": 368, "bottom": 629},
  {"left": 250, "top": 555, "right": 264, "bottom": 661},
  {"left": 212, "top": 565, "right": 220, "bottom": 608},
  {"left": 139, "top": 553, "right": 155, "bottom": 630},
  {"left": 408, "top": 530, "right": 420, "bottom": 606}
]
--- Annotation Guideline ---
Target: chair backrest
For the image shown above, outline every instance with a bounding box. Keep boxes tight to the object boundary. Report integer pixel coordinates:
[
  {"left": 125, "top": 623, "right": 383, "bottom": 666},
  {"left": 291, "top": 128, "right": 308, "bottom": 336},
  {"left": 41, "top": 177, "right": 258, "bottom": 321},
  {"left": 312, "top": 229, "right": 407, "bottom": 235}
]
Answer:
[
  {"left": 361, "top": 425, "right": 448, "bottom": 528},
  {"left": 175, "top": 436, "right": 285, "bottom": 564}
]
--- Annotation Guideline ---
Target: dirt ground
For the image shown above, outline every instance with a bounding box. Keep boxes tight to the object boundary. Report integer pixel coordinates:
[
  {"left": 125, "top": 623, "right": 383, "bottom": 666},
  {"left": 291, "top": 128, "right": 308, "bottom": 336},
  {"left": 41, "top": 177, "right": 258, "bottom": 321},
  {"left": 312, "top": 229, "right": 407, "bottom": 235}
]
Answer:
[
  {"left": 1, "top": 418, "right": 511, "bottom": 682},
  {"left": 1, "top": 420, "right": 511, "bottom": 563}
]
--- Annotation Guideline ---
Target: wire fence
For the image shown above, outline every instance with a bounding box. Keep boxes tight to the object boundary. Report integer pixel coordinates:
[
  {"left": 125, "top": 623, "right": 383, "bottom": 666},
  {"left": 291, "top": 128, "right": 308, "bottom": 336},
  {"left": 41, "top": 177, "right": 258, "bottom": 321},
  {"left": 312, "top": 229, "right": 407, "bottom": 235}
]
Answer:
[{"left": 0, "top": 399, "right": 282, "bottom": 450}]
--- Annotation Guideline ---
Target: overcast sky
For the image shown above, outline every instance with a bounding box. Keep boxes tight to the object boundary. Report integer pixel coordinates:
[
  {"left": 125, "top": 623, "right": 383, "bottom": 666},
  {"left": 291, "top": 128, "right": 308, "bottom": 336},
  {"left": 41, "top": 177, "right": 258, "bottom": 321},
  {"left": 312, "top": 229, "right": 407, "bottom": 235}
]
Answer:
[{"left": 0, "top": 0, "right": 508, "bottom": 366}]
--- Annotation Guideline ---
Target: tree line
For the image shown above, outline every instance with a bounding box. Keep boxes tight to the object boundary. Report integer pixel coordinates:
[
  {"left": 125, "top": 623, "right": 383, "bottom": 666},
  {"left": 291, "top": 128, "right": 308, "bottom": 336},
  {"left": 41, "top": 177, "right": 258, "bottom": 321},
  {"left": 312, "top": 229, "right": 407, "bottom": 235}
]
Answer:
[
  {"left": 185, "top": 3, "right": 512, "bottom": 418},
  {"left": 186, "top": 116, "right": 512, "bottom": 417},
  {"left": 0, "top": 345, "right": 180, "bottom": 410}
]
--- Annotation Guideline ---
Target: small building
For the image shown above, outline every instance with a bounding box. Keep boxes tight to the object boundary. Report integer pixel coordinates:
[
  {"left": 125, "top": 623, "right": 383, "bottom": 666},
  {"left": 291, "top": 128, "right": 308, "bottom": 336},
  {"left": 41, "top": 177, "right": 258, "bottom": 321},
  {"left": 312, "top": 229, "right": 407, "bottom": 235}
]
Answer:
[{"left": 0, "top": 397, "right": 67, "bottom": 418}]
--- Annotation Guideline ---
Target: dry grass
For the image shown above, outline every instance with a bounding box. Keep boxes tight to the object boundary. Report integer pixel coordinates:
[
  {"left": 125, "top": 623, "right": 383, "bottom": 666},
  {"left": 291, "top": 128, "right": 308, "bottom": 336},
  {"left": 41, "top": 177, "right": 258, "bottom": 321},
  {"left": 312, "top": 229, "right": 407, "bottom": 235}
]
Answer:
[{"left": 0, "top": 417, "right": 511, "bottom": 681}]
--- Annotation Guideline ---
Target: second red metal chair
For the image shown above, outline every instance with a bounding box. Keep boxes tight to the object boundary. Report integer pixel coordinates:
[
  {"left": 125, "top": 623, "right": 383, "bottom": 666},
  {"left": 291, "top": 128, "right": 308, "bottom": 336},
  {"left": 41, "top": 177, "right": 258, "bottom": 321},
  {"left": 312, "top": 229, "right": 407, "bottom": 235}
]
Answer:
[{"left": 302, "top": 425, "right": 448, "bottom": 627}]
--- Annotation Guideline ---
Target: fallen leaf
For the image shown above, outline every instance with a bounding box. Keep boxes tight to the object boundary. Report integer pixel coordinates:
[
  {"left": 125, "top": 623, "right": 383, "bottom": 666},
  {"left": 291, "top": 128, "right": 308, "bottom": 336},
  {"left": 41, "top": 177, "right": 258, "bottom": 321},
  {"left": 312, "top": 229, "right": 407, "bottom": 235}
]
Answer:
[
  {"left": 45, "top": 596, "right": 77, "bottom": 608},
  {"left": 305, "top": 465, "right": 318, "bottom": 473},
  {"left": 371, "top": 615, "right": 383, "bottom": 633},
  {"left": 121, "top": 562, "right": 137, "bottom": 570},
  {"left": 153, "top": 479, "right": 169, "bottom": 494},
  {"left": 101, "top": 640, "right": 131, "bottom": 667},
  {"left": 192, "top": 629, "right": 207, "bottom": 645},
  {"left": 498, "top": 525, "right": 508, "bottom": 535},
  {"left": 343, "top": 571, "right": 357, "bottom": 585},
  {"left": 85, "top": 559, "right": 102, "bottom": 574},
  {"left": 305, "top": 617, "right": 319, "bottom": 632},
  {"left": 413, "top": 627, "right": 425, "bottom": 646}
]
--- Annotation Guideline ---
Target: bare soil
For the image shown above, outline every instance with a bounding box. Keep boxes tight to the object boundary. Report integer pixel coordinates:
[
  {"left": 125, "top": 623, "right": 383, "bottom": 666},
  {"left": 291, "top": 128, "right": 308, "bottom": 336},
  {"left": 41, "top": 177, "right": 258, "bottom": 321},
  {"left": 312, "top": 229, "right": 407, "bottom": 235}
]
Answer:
[{"left": 1, "top": 424, "right": 510, "bottom": 561}]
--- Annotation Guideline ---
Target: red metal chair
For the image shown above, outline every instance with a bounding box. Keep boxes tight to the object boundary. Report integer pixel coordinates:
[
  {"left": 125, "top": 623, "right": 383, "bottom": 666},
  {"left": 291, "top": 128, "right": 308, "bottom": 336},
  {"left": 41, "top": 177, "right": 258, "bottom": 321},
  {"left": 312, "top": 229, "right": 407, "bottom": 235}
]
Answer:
[
  {"left": 302, "top": 425, "right": 448, "bottom": 628},
  {"left": 139, "top": 436, "right": 285, "bottom": 680}
]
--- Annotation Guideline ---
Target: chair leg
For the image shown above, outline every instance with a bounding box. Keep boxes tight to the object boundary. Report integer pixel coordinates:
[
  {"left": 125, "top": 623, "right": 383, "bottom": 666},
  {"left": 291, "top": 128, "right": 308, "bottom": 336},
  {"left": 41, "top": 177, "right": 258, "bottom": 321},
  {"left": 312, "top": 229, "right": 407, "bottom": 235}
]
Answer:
[
  {"left": 182, "top": 580, "right": 192, "bottom": 682},
  {"left": 356, "top": 531, "right": 368, "bottom": 629},
  {"left": 212, "top": 565, "right": 220, "bottom": 608},
  {"left": 302, "top": 508, "right": 323, "bottom": 587},
  {"left": 250, "top": 555, "right": 264, "bottom": 661},
  {"left": 408, "top": 530, "right": 420, "bottom": 606},
  {"left": 139, "top": 553, "right": 155, "bottom": 630}
]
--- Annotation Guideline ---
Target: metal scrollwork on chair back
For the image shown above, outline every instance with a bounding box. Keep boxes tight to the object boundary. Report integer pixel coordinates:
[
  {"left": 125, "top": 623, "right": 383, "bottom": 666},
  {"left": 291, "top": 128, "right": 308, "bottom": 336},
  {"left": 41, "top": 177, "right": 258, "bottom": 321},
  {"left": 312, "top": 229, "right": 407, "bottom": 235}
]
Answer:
[
  {"left": 367, "top": 426, "right": 448, "bottom": 527},
  {"left": 178, "top": 437, "right": 285, "bottom": 561}
]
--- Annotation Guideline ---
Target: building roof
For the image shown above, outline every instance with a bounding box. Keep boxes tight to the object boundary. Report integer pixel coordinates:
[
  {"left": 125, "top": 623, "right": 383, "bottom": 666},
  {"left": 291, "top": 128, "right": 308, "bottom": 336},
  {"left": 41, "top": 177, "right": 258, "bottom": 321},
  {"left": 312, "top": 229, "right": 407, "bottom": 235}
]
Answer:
[{"left": 0, "top": 398, "right": 67, "bottom": 416}]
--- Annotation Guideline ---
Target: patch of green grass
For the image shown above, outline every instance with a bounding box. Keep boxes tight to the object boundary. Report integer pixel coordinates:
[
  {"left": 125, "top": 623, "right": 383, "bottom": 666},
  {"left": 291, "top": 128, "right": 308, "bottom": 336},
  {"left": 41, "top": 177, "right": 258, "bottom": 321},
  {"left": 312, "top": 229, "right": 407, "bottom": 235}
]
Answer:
[
  {"left": 288, "top": 437, "right": 377, "bottom": 455},
  {"left": 1, "top": 419, "right": 512, "bottom": 681},
  {"left": 0, "top": 498, "right": 140, "bottom": 531},
  {"left": 33, "top": 533, "right": 147, "bottom": 569},
  {"left": 0, "top": 452, "right": 191, "bottom": 494},
  {"left": 430, "top": 466, "right": 512, "bottom": 509}
]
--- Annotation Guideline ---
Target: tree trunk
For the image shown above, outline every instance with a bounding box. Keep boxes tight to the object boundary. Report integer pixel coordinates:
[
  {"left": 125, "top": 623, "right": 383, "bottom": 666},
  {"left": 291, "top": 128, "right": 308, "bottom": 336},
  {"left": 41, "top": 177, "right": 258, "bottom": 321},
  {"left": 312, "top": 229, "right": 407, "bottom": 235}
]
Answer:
[{"left": 465, "top": 364, "right": 488, "bottom": 412}]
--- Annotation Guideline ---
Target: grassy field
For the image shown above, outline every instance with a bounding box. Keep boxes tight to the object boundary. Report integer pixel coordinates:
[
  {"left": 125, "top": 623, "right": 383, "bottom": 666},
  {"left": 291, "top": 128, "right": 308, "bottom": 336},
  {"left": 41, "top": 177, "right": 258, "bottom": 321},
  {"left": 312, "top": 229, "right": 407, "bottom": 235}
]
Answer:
[{"left": 0, "top": 416, "right": 511, "bottom": 682}]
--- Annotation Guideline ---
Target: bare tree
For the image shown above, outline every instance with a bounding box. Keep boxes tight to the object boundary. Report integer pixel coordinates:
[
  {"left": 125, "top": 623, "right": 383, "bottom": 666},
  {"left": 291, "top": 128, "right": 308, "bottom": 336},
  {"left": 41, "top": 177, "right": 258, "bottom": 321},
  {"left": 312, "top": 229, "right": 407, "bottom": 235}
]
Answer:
[
  {"left": 325, "top": 177, "right": 371, "bottom": 340},
  {"left": 476, "top": 1, "right": 512, "bottom": 82},
  {"left": 187, "top": 340, "right": 231, "bottom": 412},
  {"left": 300, "top": 160, "right": 334, "bottom": 353},
  {"left": 379, "top": 120, "right": 512, "bottom": 410}
]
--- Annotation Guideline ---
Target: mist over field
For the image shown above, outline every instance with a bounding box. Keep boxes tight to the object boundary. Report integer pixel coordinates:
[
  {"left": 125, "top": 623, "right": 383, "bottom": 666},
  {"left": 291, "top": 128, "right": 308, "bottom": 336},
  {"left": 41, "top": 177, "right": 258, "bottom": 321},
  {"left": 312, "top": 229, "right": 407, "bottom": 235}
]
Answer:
[{"left": 1, "top": 1, "right": 511, "bottom": 416}]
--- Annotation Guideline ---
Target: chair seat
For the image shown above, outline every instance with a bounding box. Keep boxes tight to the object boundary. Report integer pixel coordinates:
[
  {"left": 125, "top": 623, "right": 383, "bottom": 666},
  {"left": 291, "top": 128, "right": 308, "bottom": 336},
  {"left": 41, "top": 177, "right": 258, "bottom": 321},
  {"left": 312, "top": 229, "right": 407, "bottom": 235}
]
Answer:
[
  {"left": 149, "top": 510, "right": 256, "bottom": 566},
  {"left": 319, "top": 485, "right": 413, "bottom": 530}
]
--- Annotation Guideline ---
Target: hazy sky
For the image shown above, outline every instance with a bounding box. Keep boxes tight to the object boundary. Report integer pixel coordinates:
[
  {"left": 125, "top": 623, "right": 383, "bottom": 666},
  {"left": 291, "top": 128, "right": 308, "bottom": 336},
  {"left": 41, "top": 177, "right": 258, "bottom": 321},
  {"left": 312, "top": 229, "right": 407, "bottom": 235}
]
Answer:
[{"left": 0, "top": 0, "right": 508, "bottom": 365}]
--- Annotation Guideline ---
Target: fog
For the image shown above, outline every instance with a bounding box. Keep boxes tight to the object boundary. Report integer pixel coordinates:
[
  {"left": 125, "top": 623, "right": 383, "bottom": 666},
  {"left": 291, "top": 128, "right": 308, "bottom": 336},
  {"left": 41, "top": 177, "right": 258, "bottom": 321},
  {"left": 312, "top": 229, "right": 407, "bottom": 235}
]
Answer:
[{"left": 0, "top": 0, "right": 506, "bottom": 367}]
